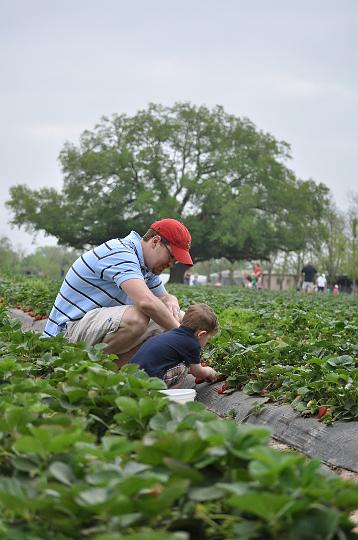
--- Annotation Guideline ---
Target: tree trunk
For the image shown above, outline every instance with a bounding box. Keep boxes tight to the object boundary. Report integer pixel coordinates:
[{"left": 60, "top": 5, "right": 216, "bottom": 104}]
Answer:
[
  {"left": 168, "top": 263, "right": 189, "bottom": 283},
  {"left": 295, "top": 251, "right": 303, "bottom": 289}
]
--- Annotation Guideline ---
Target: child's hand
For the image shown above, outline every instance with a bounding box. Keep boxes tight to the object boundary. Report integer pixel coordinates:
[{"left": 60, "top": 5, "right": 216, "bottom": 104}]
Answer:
[{"left": 201, "top": 366, "right": 218, "bottom": 382}]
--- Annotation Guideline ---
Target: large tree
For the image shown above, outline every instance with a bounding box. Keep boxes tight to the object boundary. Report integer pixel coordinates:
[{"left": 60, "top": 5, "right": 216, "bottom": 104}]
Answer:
[{"left": 7, "top": 103, "right": 330, "bottom": 281}]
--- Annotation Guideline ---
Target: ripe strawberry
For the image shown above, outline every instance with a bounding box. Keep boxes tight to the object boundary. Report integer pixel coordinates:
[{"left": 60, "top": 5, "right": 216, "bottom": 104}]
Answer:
[
  {"left": 318, "top": 406, "right": 328, "bottom": 418},
  {"left": 218, "top": 382, "right": 229, "bottom": 394}
]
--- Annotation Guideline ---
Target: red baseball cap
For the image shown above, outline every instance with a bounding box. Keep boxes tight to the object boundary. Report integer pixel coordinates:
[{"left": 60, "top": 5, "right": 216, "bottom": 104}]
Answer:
[{"left": 150, "top": 218, "right": 193, "bottom": 266}]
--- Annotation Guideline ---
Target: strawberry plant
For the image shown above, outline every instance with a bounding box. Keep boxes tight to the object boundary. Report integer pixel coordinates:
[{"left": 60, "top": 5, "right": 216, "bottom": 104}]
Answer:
[
  {"left": 168, "top": 285, "right": 358, "bottom": 422},
  {"left": 0, "top": 306, "right": 357, "bottom": 538}
]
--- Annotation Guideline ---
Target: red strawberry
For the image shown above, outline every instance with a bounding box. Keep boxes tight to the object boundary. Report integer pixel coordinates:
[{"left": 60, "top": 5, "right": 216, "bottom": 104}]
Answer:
[
  {"left": 195, "top": 377, "right": 204, "bottom": 384},
  {"left": 218, "top": 382, "right": 229, "bottom": 394},
  {"left": 318, "top": 406, "right": 328, "bottom": 418}
]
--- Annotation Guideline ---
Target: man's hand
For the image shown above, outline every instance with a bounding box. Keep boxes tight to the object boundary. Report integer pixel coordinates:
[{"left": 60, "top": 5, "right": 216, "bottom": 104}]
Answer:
[
  {"left": 160, "top": 293, "right": 182, "bottom": 322},
  {"left": 121, "top": 280, "right": 180, "bottom": 330}
]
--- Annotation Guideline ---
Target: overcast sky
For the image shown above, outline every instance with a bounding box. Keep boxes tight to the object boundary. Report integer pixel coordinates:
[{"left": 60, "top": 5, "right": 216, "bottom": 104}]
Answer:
[{"left": 1, "top": 0, "right": 357, "bottom": 253}]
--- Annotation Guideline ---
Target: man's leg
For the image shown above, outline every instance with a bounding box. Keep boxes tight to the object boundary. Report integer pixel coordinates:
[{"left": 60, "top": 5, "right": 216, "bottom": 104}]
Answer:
[
  {"left": 102, "top": 306, "right": 165, "bottom": 364},
  {"left": 113, "top": 344, "right": 143, "bottom": 367},
  {"left": 102, "top": 306, "right": 150, "bottom": 355},
  {"left": 64, "top": 305, "right": 181, "bottom": 366},
  {"left": 65, "top": 305, "right": 159, "bottom": 359}
]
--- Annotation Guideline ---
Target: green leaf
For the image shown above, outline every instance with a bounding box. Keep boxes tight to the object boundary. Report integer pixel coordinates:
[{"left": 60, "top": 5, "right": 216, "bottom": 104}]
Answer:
[
  {"left": 77, "top": 487, "right": 108, "bottom": 506},
  {"left": 49, "top": 461, "right": 75, "bottom": 486},
  {"left": 13, "top": 435, "right": 45, "bottom": 455},
  {"left": 189, "top": 485, "right": 225, "bottom": 501},
  {"left": 115, "top": 396, "right": 139, "bottom": 417},
  {"left": 289, "top": 506, "right": 339, "bottom": 539},
  {"left": 229, "top": 492, "right": 292, "bottom": 521}
]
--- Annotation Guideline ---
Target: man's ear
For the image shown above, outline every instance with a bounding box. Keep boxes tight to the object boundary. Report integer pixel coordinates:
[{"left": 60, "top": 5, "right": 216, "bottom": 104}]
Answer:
[
  {"left": 196, "top": 330, "right": 207, "bottom": 337},
  {"left": 151, "top": 235, "right": 161, "bottom": 249}
]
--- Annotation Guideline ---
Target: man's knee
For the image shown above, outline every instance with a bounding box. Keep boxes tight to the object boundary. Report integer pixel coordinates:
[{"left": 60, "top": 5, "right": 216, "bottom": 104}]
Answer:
[{"left": 121, "top": 307, "right": 150, "bottom": 339}]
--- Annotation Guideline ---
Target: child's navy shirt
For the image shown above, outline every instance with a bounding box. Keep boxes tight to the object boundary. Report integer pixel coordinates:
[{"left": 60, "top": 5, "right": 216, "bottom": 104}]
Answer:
[{"left": 129, "top": 326, "right": 201, "bottom": 379}]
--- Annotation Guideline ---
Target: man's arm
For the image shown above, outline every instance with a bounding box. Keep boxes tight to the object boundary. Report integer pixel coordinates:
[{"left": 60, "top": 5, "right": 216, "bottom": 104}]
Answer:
[{"left": 121, "top": 279, "right": 180, "bottom": 330}]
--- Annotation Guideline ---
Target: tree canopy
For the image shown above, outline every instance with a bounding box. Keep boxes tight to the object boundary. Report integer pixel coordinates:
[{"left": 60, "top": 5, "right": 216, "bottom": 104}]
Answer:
[{"left": 7, "top": 102, "right": 330, "bottom": 267}]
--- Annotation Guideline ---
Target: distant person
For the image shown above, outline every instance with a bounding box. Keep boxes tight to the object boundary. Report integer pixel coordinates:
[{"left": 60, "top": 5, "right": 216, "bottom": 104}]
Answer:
[
  {"left": 129, "top": 303, "right": 220, "bottom": 388},
  {"left": 215, "top": 272, "right": 222, "bottom": 287},
  {"left": 43, "top": 218, "right": 193, "bottom": 365},
  {"left": 301, "top": 263, "right": 317, "bottom": 293},
  {"left": 184, "top": 270, "right": 191, "bottom": 285},
  {"left": 316, "top": 273, "right": 327, "bottom": 292},
  {"left": 252, "top": 262, "right": 263, "bottom": 289},
  {"left": 243, "top": 273, "right": 253, "bottom": 289},
  {"left": 193, "top": 274, "right": 199, "bottom": 286},
  {"left": 333, "top": 284, "right": 340, "bottom": 295}
]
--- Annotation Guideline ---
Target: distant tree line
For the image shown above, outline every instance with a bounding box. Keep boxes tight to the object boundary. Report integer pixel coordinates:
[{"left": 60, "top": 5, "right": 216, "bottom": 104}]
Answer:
[
  {"left": 5, "top": 102, "right": 357, "bottom": 286},
  {"left": 0, "top": 240, "right": 79, "bottom": 280}
]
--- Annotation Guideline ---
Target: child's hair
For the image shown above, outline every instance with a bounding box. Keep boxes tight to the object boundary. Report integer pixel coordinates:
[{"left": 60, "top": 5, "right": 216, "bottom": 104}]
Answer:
[{"left": 181, "top": 303, "right": 219, "bottom": 335}]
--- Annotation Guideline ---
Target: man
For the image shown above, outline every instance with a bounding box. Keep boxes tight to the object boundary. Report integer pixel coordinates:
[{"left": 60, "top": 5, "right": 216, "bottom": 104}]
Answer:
[
  {"left": 44, "top": 218, "right": 193, "bottom": 364},
  {"left": 301, "top": 262, "right": 317, "bottom": 293}
]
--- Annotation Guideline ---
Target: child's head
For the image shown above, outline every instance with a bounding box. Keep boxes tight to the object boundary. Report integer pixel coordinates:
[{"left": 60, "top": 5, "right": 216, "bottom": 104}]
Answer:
[{"left": 181, "top": 303, "right": 219, "bottom": 347}]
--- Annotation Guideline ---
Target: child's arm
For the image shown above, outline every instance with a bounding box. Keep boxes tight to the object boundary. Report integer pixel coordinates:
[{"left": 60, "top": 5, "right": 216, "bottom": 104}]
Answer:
[{"left": 189, "top": 363, "right": 218, "bottom": 382}]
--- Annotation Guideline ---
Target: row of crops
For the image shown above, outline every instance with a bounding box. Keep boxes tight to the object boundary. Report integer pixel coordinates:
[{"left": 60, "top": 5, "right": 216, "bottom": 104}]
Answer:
[
  {"left": 0, "top": 275, "right": 357, "bottom": 538},
  {"left": 0, "top": 275, "right": 357, "bottom": 423},
  {"left": 170, "top": 286, "right": 358, "bottom": 424}
]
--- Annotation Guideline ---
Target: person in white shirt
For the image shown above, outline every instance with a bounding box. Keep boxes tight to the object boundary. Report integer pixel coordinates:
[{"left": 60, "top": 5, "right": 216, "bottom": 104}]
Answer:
[{"left": 317, "top": 273, "right": 327, "bottom": 292}]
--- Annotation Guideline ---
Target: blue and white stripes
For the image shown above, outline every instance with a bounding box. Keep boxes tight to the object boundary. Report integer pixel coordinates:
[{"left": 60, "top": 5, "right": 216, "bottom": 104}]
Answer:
[{"left": 44, "top": 231, "right": 166, "bottom": 337}]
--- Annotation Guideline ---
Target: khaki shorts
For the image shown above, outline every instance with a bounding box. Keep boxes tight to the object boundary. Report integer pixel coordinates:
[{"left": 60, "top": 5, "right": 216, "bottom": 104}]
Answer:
[{"left": 64, "top": 305, "right": 163, "bottom": 348}]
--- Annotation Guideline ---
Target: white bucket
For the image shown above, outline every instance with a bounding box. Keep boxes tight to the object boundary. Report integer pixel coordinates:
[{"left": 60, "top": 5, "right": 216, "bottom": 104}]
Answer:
[{"left": 160, "top": 388, "right": 196, "bottom": 404}]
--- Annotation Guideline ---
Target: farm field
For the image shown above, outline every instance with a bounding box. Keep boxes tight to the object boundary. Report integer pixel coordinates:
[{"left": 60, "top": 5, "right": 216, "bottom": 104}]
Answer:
[
  {"left": 1, "top": 274, "right": 357, "bottom": 423},
  {"left": 170, "top": 285, "right": 358, "bottom": 425},
  {"left": 0, "top": 275, "right": 358, "bottom": 538}
]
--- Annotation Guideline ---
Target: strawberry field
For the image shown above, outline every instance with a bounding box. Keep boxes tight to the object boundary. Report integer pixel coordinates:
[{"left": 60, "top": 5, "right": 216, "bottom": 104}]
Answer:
[
  {"left": 0, "top": 275, "right": 358, "bottom": 539},
  {"left": 171, "top": 286, "right": 358, "bottom": 425}
]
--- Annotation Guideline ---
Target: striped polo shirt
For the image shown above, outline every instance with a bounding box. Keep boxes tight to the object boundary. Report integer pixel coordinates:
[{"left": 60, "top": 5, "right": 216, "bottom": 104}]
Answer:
[{"left": 43, "top": 231, "right": 166, "bottom": 337}]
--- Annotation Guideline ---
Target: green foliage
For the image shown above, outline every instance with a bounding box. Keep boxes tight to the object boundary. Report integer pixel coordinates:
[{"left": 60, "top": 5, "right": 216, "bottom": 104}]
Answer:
[
  {"left": 0, "top": 274, "right": 59, "bottom": 315},
  {"left": 0, "top": 239, "right": 79, "bottom": 281},
  {"left": 0, "top": 304, "right": 357, "bottom": 538},
  {"left": 21, "top": 245, "right": 80, "bottom": 280},
  {"left": 6, "top": 103, "right": 330, "bottom": 262},
  {"left": 0, "top": 237, "right": 22, "bottom": 274},
  {"left": 167, "top": 284, "right": 358, "bottom": 422}
]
